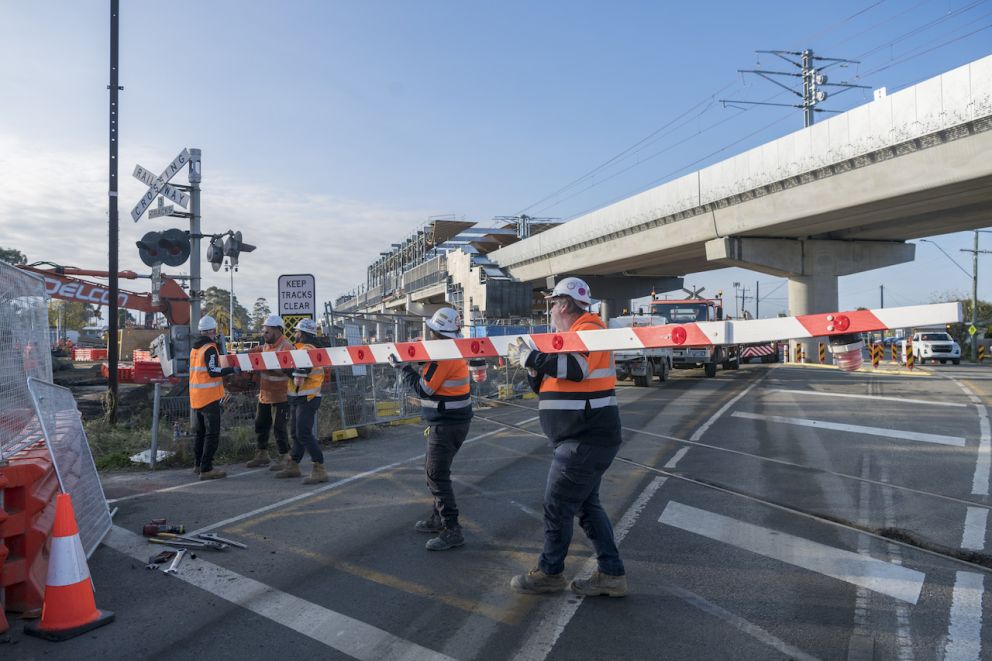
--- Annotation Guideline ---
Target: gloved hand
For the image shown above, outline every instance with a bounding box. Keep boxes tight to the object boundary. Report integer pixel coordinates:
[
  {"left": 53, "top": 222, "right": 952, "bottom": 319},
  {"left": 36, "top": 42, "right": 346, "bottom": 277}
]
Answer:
[
  {"left": 507, "top": 337, "right": 532, "bottom": 369},
  {"left": 387, "top": 353, "right": 402, "bottom": 369}
]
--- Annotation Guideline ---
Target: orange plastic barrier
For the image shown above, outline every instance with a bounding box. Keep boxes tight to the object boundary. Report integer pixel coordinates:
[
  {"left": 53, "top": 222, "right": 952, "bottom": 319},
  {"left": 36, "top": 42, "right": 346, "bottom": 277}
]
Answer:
[
  {"left": 72, "top": 349, "right": 107, "bottom": 361},
  {"left": 0, "top": 444, "right": 59, "bottom": 618}
]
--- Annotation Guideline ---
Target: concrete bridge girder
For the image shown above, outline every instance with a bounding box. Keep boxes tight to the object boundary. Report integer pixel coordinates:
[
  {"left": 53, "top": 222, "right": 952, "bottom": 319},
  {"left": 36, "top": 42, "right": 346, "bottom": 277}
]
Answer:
[{"left": 705, "top": 237, "right": 915, "bottom": 362}]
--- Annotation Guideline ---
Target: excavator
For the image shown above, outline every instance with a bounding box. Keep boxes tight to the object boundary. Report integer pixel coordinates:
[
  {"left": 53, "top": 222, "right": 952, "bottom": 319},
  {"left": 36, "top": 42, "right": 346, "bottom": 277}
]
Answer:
[{"left": 17, "top": 262, "right": 190, "bottom": 326}]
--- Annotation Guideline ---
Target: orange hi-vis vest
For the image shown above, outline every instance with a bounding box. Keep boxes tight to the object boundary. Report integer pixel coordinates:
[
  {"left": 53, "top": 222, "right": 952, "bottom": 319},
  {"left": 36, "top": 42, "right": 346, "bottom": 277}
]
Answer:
[
  {"left": 189, "top": 342, "right": 225, "bottom": 409},
  {"left": 288, "top": 342, "right": 324, "bottom": 400},
  {"left": 538, "top": 312, "right": 617, "bottom": 411},
  {"left": 258, "top": 336, "right": 294, "bottom": 404},
  {"left": 415, "top": 359, "right": 472, "bottom": 422}
]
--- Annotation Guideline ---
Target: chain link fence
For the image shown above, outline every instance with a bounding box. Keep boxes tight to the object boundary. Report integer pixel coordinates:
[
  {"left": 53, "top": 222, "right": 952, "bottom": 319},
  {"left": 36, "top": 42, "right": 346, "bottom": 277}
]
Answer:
[{"left": 0, "top": 262, "right": 54, "bottom": 462}]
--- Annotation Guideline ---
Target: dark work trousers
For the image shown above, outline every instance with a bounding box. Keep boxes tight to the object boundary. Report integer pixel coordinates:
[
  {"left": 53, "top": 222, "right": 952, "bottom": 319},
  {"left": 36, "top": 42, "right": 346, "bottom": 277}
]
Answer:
[
  {"left": 289, "top": 396, "right": 323, "bottom": 464},
  {"left": 538, "top": 441, "right": 625, "bottom": 577},
  {"left": 193, "top": 400, "right": 222, "bottom": 473},
  {"left": 425, "top": 422, "right": 471, "bottom": 529},
  {"left": 255, "top": 401, "right": 290, "bottom": 453}
]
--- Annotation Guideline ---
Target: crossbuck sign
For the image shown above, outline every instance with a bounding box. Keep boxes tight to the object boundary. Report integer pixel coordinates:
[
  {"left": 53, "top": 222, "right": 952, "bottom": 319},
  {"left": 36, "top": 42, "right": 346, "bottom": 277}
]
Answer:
[{"left": 130, "top": 148, "right": 191, "bottom": 222}]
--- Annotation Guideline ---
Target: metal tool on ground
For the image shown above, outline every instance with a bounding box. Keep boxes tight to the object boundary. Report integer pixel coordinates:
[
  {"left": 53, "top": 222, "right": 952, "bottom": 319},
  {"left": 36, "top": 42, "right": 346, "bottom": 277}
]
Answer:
[
  {"left": 143, "top": 523, "right": 186, "bottom": 537},
  {"left": 195, "top": 533, "right": 247, "bottom": 549},
  {"left": 145, "top": 550, "right": 176, "bottom": 570},
  {"left": 164, "top": 548, "right": 187, "bottom": 575},
  {"left": 154, "top": 532, "right": 229, "bottom": 550},
  {"left": 147, "top": 536, "right": 206, "bottom": 549}
]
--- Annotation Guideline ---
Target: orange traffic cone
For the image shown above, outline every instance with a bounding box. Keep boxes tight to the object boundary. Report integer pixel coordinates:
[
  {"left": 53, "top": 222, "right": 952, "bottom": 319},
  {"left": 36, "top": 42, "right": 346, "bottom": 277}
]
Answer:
[{"left": 24, "top": 494, "right": 114, "bottom": 641}]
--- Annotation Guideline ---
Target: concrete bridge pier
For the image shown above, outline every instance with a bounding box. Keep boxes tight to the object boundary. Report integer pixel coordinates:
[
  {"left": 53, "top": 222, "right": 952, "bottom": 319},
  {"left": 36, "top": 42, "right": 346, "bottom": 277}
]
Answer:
[{"left": 706, "top": 237, "right": 915, "bottom": 363}]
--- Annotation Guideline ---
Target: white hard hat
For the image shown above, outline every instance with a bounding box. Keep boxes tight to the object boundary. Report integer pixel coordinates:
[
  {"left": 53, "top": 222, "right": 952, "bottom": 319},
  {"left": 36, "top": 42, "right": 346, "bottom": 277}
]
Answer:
[
  {"left": 198, "top": 315, "right": 218, "bottom": 332},
  {"left": 545, "top": 277, "right": 592, "bottom": 307},
  {"left": 295, "top": 318, "right": 318, "bottom": 335},
  {"left": 263, "top": 314, "right": 284, "bottom": 328},
  {"left": 426, "top": 307, "right": 461, "bottom": 338}
]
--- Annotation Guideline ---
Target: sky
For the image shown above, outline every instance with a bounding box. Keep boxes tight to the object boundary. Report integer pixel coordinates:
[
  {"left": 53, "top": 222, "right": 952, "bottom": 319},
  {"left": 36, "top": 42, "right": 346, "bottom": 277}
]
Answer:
[{"left": 1, "top": 0, "right": 990, "bottom": 321}]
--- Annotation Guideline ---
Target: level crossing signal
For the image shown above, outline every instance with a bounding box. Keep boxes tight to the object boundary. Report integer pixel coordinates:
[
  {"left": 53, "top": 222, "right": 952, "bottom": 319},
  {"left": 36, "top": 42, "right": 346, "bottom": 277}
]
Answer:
[
  {"left": 136, "top": 228, "right": 191, "bottom": 267},
  {"left": 223, "top": 231, "right": 256, "bottom": 267}
]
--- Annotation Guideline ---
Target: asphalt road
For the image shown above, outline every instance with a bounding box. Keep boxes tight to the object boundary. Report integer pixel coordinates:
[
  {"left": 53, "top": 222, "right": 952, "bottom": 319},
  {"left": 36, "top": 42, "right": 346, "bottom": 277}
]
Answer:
[{"left": 8, "top": 362, "right": 991, "bottom": 660}]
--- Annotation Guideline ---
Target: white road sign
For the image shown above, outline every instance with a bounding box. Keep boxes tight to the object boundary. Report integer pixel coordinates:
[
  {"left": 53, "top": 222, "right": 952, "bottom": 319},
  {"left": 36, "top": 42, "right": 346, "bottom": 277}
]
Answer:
[
  {"left": 278, "top": 274, "right": 316, "bottom": 317},
  {"left": 130, "top": 148, "right": 191, "bottom": 222},
  {"left": 148, "top": 197, "right": 175, "bottom": 219}
]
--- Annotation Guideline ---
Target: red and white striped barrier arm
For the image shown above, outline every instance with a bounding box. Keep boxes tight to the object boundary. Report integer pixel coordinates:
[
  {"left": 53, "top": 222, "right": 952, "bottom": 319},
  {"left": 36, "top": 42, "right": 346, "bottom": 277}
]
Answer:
[{"left": 220, "top": 302, "right": 960, "bottom": 371}]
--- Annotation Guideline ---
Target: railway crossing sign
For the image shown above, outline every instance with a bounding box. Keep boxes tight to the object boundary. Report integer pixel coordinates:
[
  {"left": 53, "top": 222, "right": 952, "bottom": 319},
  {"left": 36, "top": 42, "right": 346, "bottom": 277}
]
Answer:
[{"left": 130, "top": 148, "right": 191, "bottom": 222}]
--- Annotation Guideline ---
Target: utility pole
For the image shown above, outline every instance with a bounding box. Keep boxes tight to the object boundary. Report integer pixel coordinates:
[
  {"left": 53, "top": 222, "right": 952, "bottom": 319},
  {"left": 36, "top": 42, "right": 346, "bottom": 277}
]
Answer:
[
  {"left": 755, "top": 281, "right": 759, "bottom": 319},
  {"left": 960, "top": 230, "right": 992, "bottom": 361},
  {"left": 720, "top": 49, "right": 870, "bottom": 128},
  {"left": 880, "top": 284, "right": 884, "bottom": 308},
  {"left": 733, "top": 282, "right": 740, "bottom": 318},
  {"left": 189, "top": 149, "right": 202, "bottom": 335},
  {"left": 107, "top": 0, "right": 121, "bottom": 423}
]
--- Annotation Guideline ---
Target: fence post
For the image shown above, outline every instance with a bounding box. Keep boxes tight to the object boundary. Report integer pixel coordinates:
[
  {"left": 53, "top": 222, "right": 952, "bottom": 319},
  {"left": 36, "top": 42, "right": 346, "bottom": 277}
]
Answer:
[{"left": 150, "top": 382, "right": 161, "bottom": 470}]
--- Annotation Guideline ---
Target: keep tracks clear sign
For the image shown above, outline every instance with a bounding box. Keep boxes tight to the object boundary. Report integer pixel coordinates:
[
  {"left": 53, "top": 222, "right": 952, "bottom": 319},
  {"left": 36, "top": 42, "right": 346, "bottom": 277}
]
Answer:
[{"left": 278, "top": 274, "right": 316, "bottom": 319}]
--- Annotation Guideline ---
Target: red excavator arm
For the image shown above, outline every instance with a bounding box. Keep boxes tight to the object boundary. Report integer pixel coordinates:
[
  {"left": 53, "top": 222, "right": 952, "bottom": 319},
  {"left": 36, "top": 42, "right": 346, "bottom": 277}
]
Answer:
[{"left": 17, "top": 263, "right": 191, "bottom": 326}]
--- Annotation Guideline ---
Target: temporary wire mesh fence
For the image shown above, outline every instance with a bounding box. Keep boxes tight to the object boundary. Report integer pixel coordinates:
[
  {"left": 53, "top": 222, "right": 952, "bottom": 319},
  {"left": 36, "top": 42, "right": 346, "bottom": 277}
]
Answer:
[{"left": 0, "top": 262, "right": 54, "bottom": 462}]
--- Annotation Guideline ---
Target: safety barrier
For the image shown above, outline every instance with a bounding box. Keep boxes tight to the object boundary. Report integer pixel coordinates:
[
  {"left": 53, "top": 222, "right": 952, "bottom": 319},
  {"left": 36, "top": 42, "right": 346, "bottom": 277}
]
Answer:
[
  {"left": 0, "top": 442, "right": 59, "bottom": 618},
  {"left": 72, "top": 349, "right": 107, "bottom": 361}
]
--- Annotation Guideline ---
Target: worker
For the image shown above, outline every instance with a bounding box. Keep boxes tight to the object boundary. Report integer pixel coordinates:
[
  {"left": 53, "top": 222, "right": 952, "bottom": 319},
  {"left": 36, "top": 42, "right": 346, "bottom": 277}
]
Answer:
[
  {"left": 275, "top": 318, "right": 328, "bottom": 484},
  {"left": 507, "top": 277, "right": 627, "bottom": 597},
  {"left": 388, "top": 307, "right": 472, "bottom": 551},
  {"left": 189, "top": 314, "right": 238, "bottom": 480},
  {"left": 246, "top": 315, "right": 295, "bottom": 470}
]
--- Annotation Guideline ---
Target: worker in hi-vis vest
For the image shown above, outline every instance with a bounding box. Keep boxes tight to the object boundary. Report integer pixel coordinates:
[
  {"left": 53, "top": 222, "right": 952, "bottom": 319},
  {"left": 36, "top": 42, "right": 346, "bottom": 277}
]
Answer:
[
  {"left": 189, "top": 314, "right": 238, "bottom": 480},
  {"left": 507, "top": 277, "right": 627, "bottom": 598},
  {"left": 246, "top": 314, "right": 295, "bottom": 471},
  {"left": 275, "top": 318, "right": 328, "bottom": 484},
  {"left": 388, "top": 307, "right": 473, "bottom": 552}
]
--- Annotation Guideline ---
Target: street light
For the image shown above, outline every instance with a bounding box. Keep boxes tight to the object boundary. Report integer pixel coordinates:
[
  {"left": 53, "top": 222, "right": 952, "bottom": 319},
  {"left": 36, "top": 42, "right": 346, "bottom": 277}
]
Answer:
[{"left": 224, "top": 258, "right": 238, "bottom": 344}]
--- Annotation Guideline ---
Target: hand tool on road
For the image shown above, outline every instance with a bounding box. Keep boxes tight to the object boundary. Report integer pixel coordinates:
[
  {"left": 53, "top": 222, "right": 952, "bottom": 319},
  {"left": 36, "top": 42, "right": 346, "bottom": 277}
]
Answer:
[
  {"left": 146, "top": 550, "right": 176, "bottom": 569},
  {"left": 164, "top": 548, "right": 187, "bottom": 574},
  {"left": 194, "top": 533, "right": 247, "bottom": 549},
  {"left": 148, "top": 536, "right": 206, "bottom": 549},
  {"left": 143, "top": 523, "right": 186, "bottom": 536},
  {"left": 155, "top": 532, "right": 229, "bottom": 550}
]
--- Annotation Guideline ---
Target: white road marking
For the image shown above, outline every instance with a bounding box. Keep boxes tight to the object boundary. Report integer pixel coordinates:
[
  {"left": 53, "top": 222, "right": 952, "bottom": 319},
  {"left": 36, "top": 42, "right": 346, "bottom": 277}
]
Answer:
[
  {"left": 690, "top": 373, "right": 767, "bottom": 441},
  {"left": 879, "top": 461, "right": 915, "bottom": 661},
  {"left": 961, "top": 507, "right": 989, "bottom": 551},
  {"left": 105, "top": 468, "right": 268, "bottom": 504},
  {"left": 939, "top": 375, "right": 991, "bottom": 496},
  {"left": 664, "top": 446, "right": 690, "bottom": 469},
  {"left": 659, "top": 501, "right": 925, "bottom": 604},
  {"left": 192, "top": 428, "right": 506, "bottom": 535},
  {"left": 764, "top": 388, "right": 967, "bottom": 408},
  {"left": 103, "top": 526, "right": 454, "bottom": 661},
  {"left": 943, "top": 571, "right": 985, "bottom": 661},
  {"left": 848, "top": 456, "right": 873, "bottom": 661},
  {"left": 661, "top": 582, "right": 821, "bottom": 661},
  {"left": 731, "top": 411, "right": 967, "bottom": 447},
  {"left": 512, "top": 477, "right": 667, "bottom": 661}
]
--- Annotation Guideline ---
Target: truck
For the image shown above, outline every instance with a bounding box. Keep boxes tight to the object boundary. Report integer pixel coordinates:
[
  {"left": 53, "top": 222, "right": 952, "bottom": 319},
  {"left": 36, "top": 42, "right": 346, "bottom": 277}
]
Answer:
[
  {"left": 902, "top": 328, "right": 961, "bottom": 365},
  {"left": 608, "top": 314, "right": 673, "bottom": 387},
  {"left": 649, "top": 294, "right": 739, "bottom": 377}
]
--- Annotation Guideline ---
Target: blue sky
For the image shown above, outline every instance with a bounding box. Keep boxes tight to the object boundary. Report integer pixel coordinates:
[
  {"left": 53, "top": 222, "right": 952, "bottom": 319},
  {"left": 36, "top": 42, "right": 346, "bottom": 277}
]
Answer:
[{"left": 1, "top": 1, "right": 990, "bottom": 318}]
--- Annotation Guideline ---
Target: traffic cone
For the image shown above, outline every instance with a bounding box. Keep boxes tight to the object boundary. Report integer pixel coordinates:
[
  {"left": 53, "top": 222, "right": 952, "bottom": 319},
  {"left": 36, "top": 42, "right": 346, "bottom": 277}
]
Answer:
[{"left": 24, "top": 494, "right": 114, "bottom": 641}]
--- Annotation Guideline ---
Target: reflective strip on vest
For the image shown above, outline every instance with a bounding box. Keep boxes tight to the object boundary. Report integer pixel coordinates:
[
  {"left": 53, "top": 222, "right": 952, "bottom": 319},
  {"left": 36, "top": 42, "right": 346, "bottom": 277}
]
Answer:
[
  {"left": 419, "top": 378, "right": 436, "bottom": 395},
  {"left": 190, "top": 382, "right": 221, "bottom": 389},
  {"left": 294, "top": 387, "right": 322, "bottom": 397},
  {"left": 442, "top": 377, "right": 469, "bottom": 388},
  {"left": 189, "top": 366, "right": 207, "bottom": 372},
  {"left": 420, "top": 398, "right": 471, "bottom": 409},
  {"left": 538, "top": 396, "right": 617, "bottom": 410}
]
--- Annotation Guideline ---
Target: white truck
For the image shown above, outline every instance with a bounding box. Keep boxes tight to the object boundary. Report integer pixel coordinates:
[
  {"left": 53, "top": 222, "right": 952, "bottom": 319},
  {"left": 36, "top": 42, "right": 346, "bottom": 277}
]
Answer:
[
  {"left": 650, "top": 297, "right": 739, "bottom": 377},
  {"left": 902, "top": 329, "right": 961, "bottom": 365},
  {"left": 608, "top": 314, "right": 673, "bottom": 387}
]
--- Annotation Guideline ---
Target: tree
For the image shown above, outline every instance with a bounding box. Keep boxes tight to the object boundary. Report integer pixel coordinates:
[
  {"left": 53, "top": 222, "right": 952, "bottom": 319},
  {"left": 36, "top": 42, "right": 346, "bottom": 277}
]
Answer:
[
  {"left": 0, "top": 246, "right": 26, "bottom": 265},
  {"left": 203, "top": 286, "right": 250, "bottom": 336},
  {"left": 251, "top": 297, "right": 272, "bottom": 333},
  {"left": 48, "top": 300, "right": 100, "bottom": 331},
  {"left": 929, "top": 291, "right": 992, "bottom": 345}
]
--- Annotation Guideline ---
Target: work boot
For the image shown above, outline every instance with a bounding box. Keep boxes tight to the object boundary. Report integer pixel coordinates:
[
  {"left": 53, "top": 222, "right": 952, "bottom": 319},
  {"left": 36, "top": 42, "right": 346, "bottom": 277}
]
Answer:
[
  {"left": 425, "top": 527, "right": 464, "bottom": 551},
  {"left": 302, "top": 463, "right": 328, "bottom": 485},
  {"left": 275, "top": 460, "right": 301, "bottom": 478},
  {"left": 510, "top": 567, "right": 567, "bottom": 594},
  {"left": 569, "top": 571, "right": 628, "bottom": 598},
  {"left": 269, "top": 453, "right": 290, "bottom": 471},
  {"left": 414, "top": 513, "right": 443, "bottom": 533},
  {"left": 246, "top": 450, "right": 271, "bottom": 468},
  {"left": 193, "top": 464, "right": 201, "bottom": 475},
  {"left": 198, "top": 469, "right": 227, "bottom": 481}
]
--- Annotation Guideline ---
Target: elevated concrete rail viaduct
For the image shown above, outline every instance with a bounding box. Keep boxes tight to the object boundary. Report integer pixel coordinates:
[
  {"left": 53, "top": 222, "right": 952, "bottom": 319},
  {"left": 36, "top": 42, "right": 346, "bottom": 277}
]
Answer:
[{"left": 489, "top": 55, "right": 992, "bottom": 356}]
